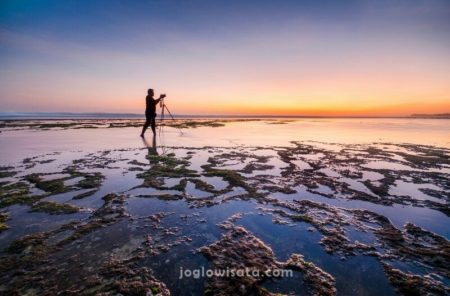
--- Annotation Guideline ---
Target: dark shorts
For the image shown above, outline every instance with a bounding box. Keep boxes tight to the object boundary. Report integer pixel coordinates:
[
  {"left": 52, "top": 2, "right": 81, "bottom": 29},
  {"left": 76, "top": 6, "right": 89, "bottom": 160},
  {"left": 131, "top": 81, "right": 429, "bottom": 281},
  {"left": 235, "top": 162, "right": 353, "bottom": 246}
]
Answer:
[{"left": 145, "top": 112, "right": 156, "bottom": 120}]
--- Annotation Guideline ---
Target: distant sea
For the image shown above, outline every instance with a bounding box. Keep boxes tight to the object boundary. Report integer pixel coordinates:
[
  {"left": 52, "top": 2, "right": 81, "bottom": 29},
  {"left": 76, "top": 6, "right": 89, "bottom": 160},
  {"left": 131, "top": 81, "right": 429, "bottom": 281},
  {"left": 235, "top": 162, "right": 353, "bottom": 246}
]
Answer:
[
  {"left": 0, "top": 112, "right": 145, "bottom": 120},
  {"left": 2, "top": 112, "right": 449, "bottom": 120}
]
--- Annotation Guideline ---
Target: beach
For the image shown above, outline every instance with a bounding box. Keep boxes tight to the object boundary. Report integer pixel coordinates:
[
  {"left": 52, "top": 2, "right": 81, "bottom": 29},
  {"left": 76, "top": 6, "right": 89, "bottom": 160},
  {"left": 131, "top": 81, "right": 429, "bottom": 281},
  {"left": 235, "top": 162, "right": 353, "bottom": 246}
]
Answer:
[{"left": 0, "top": 118, "right": 449, "bottom": 295}]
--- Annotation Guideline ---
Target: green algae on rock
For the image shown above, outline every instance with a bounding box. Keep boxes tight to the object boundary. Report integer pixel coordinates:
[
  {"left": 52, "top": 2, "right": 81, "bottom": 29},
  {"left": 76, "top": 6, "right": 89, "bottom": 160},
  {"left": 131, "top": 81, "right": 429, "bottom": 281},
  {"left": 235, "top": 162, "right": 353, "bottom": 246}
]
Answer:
[
  {"left": 284, "top": 253, "right": 337, "bottom": 296},
  {"left": 203, "top": 169, "right": 256, "bottom": 194},
  {"left": 0, "top": 212, "right": 9, "bottom": 232},
  {"left": 30, "top": 201, "right": 79, "bottom": 215},
  {"left": 199, "top": 224, "right": 337, "bottom": 296},
  {"left": 25, "top": 173, "right": 69, "bottom": 194},
  {"left": 0, "top": 181, "right": 36, "bottom": 208},
  {"left": 95, "top": 255, "right": 171, "bottom": 295},
  {"left": 136, "top": 154, "right": 197, "bottom": 191},
  {"left": 0, "top": 140, "right": 449, "bottom": 294},
  {"left": 0, "top": 166, "right": 16, "bottom": 178},
  {"left": 76, "top": 172, "right": 104, "bottom": 189},
  {"left": 198, "top": 225, "right": 285, "bottom": 296},
  {"left": 382, "top": 263, "right": 449, "bottom": 296}
]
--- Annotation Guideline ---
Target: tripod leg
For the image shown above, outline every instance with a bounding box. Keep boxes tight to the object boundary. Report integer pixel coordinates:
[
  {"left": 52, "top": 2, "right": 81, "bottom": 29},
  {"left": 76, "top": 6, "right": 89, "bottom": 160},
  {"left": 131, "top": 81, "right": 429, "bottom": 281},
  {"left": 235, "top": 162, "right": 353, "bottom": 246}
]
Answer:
[
  {"left": 164, "top": 104, "right": 183, "bottom": 135},
  {"left": 159, "top": 102, "right": 165, "bottom": 135}
]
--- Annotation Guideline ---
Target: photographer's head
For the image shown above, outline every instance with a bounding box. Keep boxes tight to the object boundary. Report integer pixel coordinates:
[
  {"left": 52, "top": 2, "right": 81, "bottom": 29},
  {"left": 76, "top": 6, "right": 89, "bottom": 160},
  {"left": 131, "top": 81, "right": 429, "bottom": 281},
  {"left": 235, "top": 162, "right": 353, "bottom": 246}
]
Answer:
[{"left": 148, "top": 89, "right": 154, "bottom": 97}]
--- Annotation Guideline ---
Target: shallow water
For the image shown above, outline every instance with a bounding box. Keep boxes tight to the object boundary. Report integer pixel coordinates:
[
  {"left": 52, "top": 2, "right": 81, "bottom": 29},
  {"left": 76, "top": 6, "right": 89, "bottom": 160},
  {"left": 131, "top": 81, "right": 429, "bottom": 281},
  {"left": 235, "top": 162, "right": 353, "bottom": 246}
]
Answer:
[
  {"left": 0, "top": 118, "right": 449, "bottom": 295},
  {"left": 1, "top": 118, "right": 449, "bottom": 164}
]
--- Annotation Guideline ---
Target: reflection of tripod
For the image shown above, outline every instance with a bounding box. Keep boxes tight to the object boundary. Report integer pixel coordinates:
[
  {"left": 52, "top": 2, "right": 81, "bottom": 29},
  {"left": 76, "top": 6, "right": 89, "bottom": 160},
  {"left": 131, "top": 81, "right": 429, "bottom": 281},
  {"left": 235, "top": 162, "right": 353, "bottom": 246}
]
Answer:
[{"left": 159, "top": 98, "right": 183, "bottom": 135}]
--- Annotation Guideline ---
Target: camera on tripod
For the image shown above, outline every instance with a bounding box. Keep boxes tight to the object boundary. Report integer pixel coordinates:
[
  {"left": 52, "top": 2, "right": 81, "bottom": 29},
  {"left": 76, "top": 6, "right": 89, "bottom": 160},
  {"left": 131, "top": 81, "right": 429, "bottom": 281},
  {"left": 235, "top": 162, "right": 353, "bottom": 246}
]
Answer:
[
  {"left": 157, "top": 93, "right": 183, "bottom": 134},
  {"left": 159, "top": 94, "right": 167, "bottom": 108}
]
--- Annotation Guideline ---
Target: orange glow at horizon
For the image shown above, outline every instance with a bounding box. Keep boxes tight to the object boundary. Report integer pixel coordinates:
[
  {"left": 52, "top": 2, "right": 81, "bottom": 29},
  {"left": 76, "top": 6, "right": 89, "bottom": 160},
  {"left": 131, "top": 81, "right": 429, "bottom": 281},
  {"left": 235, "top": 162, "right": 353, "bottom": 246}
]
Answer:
[
  {"left": 169, "top": 97, "right": 450, "bottom": 117},
  {"left": 1, "top": 2, "right": 449, "bottom": 117}
]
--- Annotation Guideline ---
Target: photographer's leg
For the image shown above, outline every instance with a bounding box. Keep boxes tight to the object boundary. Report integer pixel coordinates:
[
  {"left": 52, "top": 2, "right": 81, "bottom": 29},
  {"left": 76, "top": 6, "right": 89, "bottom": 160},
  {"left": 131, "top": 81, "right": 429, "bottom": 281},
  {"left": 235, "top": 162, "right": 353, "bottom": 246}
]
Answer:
[
  {"left": 151, "top": 117, "right": 156, "bottom": 134},
  {"left": 141, "top": 119, "right": 151, "bottom": 136}
]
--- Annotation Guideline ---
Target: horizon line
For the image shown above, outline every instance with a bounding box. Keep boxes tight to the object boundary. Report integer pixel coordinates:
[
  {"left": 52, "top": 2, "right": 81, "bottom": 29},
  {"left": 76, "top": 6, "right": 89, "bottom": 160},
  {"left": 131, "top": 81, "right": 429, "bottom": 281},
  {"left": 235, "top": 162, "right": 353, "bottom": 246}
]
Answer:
[{"left": 0, "top": 111, "right": 449, "bottom": 119}]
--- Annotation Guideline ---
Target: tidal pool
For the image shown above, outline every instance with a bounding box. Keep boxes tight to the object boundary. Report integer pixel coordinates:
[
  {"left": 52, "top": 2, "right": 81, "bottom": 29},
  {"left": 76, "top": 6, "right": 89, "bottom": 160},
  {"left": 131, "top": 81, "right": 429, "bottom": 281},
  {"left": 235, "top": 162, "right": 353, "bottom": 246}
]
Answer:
[{"left": 0, "top": 118, "right": 449, "bottom": 295}]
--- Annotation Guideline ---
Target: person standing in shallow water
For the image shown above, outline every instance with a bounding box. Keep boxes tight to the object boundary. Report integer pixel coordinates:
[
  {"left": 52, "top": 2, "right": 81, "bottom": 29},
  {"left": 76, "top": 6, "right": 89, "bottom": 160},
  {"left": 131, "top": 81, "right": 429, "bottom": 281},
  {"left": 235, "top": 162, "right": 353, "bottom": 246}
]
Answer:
[{"left": 140, "top": 88, "right": 166, "bottom": 136}]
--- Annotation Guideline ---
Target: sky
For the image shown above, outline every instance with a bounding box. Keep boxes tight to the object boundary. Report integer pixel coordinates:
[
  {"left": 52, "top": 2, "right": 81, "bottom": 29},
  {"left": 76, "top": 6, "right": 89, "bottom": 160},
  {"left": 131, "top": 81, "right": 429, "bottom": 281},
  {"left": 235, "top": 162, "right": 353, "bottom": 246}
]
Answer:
[{"left": 0, "top": 0, "right": 449, "bottom": 116}]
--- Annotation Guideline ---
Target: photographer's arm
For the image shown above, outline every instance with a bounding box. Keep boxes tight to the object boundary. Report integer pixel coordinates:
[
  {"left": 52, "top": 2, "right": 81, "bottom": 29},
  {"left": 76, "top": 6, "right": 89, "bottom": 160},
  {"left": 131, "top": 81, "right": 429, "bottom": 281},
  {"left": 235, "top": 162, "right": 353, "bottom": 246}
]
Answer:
[{"left": 155, "top": 94, "right": 166, "bottom": 105}]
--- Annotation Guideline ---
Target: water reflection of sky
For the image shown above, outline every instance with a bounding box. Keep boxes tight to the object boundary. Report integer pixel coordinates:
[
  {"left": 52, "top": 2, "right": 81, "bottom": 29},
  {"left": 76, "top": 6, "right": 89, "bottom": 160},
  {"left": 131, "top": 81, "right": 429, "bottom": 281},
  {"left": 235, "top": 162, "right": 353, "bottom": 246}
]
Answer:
[
  {"left": 0, "top": 118, "right": 449, "bottom": 295},
  {"left": 1, "top": 118, "right": 449, "bottom": 164}
]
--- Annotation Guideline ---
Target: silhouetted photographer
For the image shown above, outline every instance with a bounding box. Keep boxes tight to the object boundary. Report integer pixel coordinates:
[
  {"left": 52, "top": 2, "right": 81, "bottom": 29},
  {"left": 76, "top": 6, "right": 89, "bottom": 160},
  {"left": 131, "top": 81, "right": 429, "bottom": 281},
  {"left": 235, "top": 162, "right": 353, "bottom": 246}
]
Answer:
[{"left": 140, "top": 88, "right": 165, "bottom": 136}]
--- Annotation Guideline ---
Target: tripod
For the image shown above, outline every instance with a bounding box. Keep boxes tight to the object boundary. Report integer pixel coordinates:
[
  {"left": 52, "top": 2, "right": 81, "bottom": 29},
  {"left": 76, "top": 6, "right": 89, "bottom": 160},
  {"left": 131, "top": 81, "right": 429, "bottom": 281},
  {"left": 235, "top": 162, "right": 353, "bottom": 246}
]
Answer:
[{"left": 159, "top": 98, "right": 183, "bottom": 135}]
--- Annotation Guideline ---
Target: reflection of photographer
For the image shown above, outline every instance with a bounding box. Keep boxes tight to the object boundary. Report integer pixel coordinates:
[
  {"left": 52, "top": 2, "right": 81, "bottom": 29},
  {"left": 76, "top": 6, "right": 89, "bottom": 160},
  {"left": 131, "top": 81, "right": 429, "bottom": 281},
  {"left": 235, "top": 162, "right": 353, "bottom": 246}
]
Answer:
[{"left": 140, "top": 88, "right": 166, "bottom": 136}]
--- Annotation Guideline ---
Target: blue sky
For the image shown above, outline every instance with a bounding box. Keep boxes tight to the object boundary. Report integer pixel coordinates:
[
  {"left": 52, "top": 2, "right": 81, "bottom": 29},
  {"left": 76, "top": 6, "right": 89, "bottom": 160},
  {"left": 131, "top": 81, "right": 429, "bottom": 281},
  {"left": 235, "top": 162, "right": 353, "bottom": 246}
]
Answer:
[{"left": 1, "top": 0, "right": 449, "bottom": 115}]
